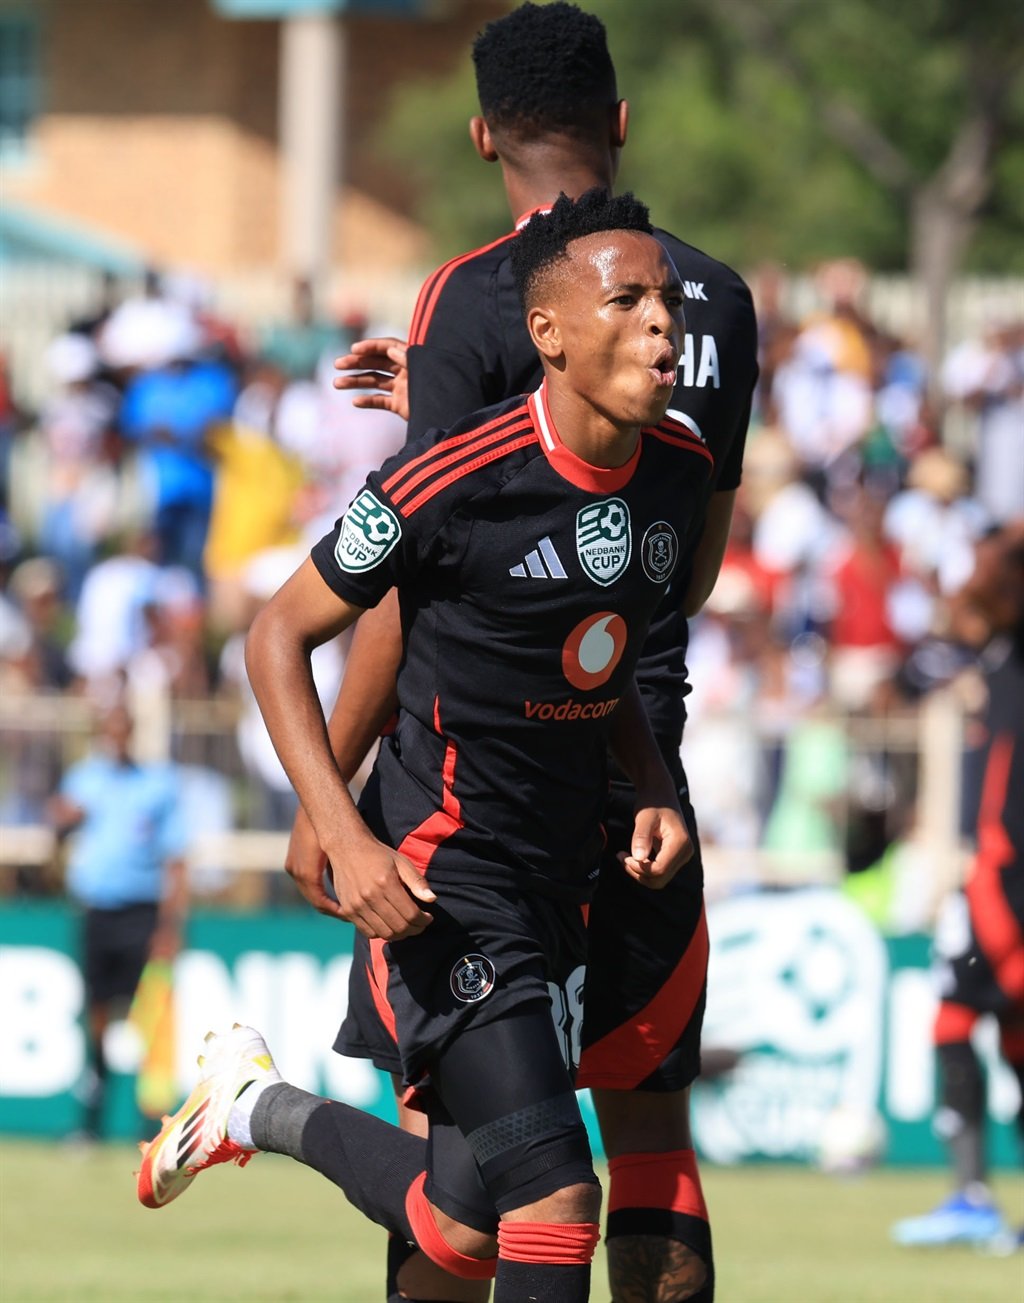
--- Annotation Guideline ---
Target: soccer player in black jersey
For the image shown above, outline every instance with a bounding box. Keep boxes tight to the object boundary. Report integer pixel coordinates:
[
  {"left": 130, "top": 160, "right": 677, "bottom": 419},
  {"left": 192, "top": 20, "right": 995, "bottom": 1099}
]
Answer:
[
  {"left": 139, "top": 192, "right": 699, "bottom": 1303},
  {"left": 288, "top": 5, "right": 756, "bottom": 1301},
  {"left": 892, "top": 521, "right": 1024, "bottom": 1248}
]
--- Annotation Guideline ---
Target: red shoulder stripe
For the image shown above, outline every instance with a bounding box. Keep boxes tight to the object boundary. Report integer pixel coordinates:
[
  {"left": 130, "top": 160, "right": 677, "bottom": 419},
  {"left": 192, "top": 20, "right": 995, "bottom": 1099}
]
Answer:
[
  {"left": 408, "top": 231, "right": 517, "bottom": 345},
  {"left": 391, "top": 416, "right": 534, "bottom": 510},
  {"left": 382, "top": 402, "right": 530, "bottom": 497},
  {"left": 645, "top": 426, "right": 715, "bottom": 468},
  {"left": 400, "top": 433, "right": 537, "bottom": 517},
  {"left": 407, "top": 263, "right": 448, "bottom": 347},
  {"left": 661, "top": 414, "right": 705, "bottom": 441}
]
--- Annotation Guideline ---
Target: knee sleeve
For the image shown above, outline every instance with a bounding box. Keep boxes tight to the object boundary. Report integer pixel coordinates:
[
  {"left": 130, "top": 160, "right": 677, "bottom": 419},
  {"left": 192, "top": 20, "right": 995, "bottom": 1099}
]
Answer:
[
  {"left": 462, "top": 1091, "right": 598, "bottom": 1214},
  {"left": 405, "top": 1172, "right": 497, "bottom": 1281},
  {"left": 937, "top": 1041, "right": 986, "bottom": 1133},
  {"left": 431, "top": 1006, "right": 598, "bottom": 1216},
  {"left": 497, "top": 1220, "right": 601, "bottom": 1265},
  {"left": 607, "top": 1149, "right": 713, "bottom": 1272}
]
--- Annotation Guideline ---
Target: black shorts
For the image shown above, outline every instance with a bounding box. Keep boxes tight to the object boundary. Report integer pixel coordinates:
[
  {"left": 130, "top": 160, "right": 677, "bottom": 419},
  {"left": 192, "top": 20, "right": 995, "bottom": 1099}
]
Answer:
[
  {"left": 81, "top": 902, "right": 159, "bottom": 1006},
  {"left": 577, "top": 746, "right": 707, "bottom": 1093},
  {"left": 336, "top": 878, "right": 587, "bottom": 1089},
  {"left": 935, "top": 872, "right": 1024, "bottom": 1023}
]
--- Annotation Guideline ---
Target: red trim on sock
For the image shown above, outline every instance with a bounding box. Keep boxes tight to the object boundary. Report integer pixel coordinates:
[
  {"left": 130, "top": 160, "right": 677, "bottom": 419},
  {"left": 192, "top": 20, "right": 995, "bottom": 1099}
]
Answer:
[
  {"left": 404, "top": 1172, "right": 497, "bottom": 1281},
  {"left": 497, "top": 1220, "right": 600, "bottom": 1265},
  {"left": 934, "top": 1001, "right": 979, "bottom": 1046},
  {"left": 607, "top": 1149, "right": 708, "bottom": 1221}
]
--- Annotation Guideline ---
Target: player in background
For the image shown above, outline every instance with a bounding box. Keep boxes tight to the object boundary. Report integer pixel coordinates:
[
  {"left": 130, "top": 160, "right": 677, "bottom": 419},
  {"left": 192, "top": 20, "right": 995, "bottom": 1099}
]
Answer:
[
  {"left": 892, "top": 519, "right": 1024, "bottom": 1248},
  {"left": 289, "top": 6, "right": 757, "bottom": 1301},
  {"left": 139, "top": 192, "right": 700, "bottom": 1303},
  {"left": 48, "top": 702, "right": 186, "bottom": 1140}
]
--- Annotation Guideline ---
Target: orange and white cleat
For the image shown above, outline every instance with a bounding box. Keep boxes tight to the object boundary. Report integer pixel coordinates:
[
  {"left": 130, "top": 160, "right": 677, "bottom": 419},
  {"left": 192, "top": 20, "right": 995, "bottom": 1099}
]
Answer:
[{"left": 137, "top": 1024, "right": 281, "bottom": 1209}]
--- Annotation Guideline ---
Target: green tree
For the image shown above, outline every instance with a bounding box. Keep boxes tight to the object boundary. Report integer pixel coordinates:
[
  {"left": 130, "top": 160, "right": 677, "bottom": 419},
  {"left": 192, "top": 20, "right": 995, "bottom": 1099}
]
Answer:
[{"left": 380, "top": 0, "right": 1024, "bottom": 370}]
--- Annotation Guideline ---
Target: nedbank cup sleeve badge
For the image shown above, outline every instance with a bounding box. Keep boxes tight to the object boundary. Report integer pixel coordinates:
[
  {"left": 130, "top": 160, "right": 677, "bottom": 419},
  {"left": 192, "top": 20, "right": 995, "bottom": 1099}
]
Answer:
[
  {"left": 335, "top": 489, "right": 402, "bottom": 572},
  {"left": 576, "top": 498, "right": 631, "bottom": 587},
  {"left": 450, "top": 954, "right": 497, "bottom": 1003},
  {"left": 641, "top": 521, "right": 679, "bottom": 583}
]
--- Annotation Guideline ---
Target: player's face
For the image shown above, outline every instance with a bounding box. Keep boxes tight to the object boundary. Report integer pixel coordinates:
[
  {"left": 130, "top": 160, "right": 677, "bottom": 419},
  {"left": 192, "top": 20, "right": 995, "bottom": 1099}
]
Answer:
[{"left": 546, "top": 231, "right": 685, "bottom": 429}]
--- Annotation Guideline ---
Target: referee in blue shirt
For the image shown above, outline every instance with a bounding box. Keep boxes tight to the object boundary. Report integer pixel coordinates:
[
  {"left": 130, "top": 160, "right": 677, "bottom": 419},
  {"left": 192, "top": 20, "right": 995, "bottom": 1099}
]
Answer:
[{"left": 49, "top": 702, "right": 187, "bottom": 1139}]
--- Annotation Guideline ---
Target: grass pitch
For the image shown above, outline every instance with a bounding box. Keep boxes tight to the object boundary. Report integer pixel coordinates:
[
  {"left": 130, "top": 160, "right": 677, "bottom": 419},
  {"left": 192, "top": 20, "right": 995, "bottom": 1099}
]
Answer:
[{"left": 1, "top": 1140, "right": 1021, "bottom": 1301}]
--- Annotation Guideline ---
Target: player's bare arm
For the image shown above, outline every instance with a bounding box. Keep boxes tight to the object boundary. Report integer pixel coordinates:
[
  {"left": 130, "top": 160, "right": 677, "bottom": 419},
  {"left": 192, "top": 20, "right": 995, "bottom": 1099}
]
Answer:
[
  {"left": 333, "top": 336, "right": 410, "bottom": 419},
  {"left": 150, "top": 855, "right": 188, "bottom": 960},
  {"left": 284, "top": 589, "right": 403, "bottom": 917},
  {"left": 608, "top": 679, "right": 693, "bottom": 890},
  {"left": 683, "top": 487, "right": 737, "bottom": 617},
  {"left": 246, "top": 559, "right": 435, "bottom": 940}
]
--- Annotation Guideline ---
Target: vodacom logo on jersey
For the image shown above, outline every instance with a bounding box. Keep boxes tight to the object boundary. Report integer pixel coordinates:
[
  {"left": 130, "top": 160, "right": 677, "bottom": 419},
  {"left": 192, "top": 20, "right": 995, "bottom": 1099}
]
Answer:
[{"left": 524, "top": 611, "right": 628, "bottom": 722}]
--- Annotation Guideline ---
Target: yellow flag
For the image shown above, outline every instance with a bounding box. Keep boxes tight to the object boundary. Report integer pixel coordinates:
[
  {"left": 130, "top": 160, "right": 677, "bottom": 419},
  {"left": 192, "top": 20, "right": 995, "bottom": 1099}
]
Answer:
[{"left": 128, "top": 959, "right": 178, "bottom": 1119}]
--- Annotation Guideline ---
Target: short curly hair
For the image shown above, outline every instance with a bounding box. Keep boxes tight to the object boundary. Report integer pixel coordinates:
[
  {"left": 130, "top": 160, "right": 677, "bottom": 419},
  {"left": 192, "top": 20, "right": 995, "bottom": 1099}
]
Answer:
[
  {"left": 472, "top": 2, "right": 617, "bottom": 137},
  {"left": 509, "top": 187, "right": 653, "bottom": 307}
]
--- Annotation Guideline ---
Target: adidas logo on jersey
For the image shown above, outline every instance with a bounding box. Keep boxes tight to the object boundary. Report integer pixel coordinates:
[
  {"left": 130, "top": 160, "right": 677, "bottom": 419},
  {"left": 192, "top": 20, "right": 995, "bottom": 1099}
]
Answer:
[{"left": 509, "top": 536, "right": 567, "bottom": 579}]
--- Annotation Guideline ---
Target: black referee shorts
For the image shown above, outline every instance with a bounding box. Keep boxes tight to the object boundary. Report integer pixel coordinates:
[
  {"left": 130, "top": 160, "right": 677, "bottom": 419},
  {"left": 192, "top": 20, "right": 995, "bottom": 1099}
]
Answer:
[{"left": 81, "top": 902, "right": 159, "bottom": 1006}]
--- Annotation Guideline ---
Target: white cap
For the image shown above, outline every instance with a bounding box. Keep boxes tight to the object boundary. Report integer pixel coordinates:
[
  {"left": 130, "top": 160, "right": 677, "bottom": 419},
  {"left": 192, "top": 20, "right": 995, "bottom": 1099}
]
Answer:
[{"left": 46, "top": 333, "right": 98, "bottom": 384}]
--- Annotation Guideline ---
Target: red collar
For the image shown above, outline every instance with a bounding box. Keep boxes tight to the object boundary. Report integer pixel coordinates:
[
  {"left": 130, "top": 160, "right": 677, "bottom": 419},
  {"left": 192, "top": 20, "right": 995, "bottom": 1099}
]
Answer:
[{"left": 527, "top": 381, "right": 641, "bottom": 492}]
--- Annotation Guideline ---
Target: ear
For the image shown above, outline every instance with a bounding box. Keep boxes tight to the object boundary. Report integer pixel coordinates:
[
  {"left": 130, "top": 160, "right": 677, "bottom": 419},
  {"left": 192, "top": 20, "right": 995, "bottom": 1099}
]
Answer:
[
  {"left": 526, "top": 303, "right": 563, "bottom": 361},
  {"left": 469, "top": 116, "right": 499, "bottom": 163},
  {"left": 612, "top": 99, "right": 629, "bottom": 149}
]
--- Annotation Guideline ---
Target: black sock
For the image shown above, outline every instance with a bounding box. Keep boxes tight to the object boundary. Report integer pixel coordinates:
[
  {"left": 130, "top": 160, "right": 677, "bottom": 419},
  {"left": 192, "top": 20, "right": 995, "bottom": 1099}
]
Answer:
[
  {"left": 386, "top": 1233, "right": 416, "bottom": 1303},
  {"left": 251, "top": 1083, "right": 424, "bottom": 1240},
  {"left": 936, "top": 1041, "right": 987, "bottom": 1190},
  {"left": 494, "top": 1260, "right": 589, "bottom": 1303}
]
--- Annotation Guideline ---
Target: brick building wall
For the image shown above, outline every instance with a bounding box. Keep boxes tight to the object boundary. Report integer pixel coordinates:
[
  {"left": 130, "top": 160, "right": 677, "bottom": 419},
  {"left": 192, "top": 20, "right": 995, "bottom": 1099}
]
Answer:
[{"left": 4, "top": 0, "right": 507, "bottom": 274}]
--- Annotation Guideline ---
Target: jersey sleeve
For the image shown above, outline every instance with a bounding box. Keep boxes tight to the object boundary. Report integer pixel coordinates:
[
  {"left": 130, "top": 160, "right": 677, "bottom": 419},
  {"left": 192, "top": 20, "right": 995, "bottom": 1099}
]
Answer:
[
  {"left": 406, "top": 259, "right": 509, "bottom": 442},
  {"left": 309, "top": 440, "right": 453, "bottom": 609},
  {"left": 719, "top": 281, "right": 759, "bottom": 492},
  {"left": 716, "top": 388, "right": 753, "bottom": 492},
  {"left": 407, "top": 343, "right": 498, "bottom": 442}
]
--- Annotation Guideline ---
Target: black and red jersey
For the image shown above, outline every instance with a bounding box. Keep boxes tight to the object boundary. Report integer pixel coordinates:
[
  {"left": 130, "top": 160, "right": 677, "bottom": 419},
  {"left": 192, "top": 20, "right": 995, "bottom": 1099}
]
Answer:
[
  {"left": 404, "top": 215, "right": 758, "bottom": 739},
  {"left": 312, "top": 383, "right": 714, "bottom": 900}
]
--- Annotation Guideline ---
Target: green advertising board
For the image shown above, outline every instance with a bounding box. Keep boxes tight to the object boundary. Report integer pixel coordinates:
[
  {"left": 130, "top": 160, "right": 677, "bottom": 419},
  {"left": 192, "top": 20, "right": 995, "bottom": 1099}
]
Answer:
[{"left": 0, "top": 895, "right": 1018, "bottom": 1167}]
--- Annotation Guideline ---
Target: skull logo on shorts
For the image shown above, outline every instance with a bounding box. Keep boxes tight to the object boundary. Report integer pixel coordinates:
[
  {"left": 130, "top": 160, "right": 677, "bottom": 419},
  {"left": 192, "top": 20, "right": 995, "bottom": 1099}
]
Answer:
[{"left": 450, "top": 954, "right": 497, "bottom": 1003}]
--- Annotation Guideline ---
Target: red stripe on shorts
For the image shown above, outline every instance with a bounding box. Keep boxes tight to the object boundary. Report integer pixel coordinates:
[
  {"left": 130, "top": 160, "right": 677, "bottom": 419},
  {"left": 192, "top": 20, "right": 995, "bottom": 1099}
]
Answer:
[{"left": 576, "top": 904, "right": 709, "bottom": 1089}]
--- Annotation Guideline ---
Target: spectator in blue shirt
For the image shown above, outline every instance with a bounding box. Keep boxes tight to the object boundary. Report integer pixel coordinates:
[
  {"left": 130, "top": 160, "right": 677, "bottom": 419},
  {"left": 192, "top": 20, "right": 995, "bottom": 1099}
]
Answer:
[
  {"left": 120, "top": 316, "right": 238, "bottom": 587},
  {"left": 49, "top": 702, "right": 188, "bottom": 1139}
]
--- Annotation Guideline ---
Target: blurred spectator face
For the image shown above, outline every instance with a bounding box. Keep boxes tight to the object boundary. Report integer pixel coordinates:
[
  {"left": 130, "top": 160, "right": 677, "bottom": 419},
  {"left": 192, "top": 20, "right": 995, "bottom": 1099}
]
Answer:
[
  {"left": 814, "top": 258, "right": 868, "bottom": 313},
  {"left": 10, "top": 558, "right": 63, "bottom": 632},
  {"left": 96, "top": 704, "right": 134, "bottom": 760}
]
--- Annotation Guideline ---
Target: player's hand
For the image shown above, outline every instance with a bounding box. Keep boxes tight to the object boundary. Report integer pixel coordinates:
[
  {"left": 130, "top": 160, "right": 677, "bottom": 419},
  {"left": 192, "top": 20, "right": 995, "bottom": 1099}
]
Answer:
[
  {"left": 333, "top": 336, "right": 410, "bottom": 420},
  {"left": 285, "top": 805, "right": 341, "bottom": 917},
  {"left": 319, "top": 825, "right": 437, "bottom": 941},
  {"left": 618, "top": 803, "right": 693, "bottom": 889}
]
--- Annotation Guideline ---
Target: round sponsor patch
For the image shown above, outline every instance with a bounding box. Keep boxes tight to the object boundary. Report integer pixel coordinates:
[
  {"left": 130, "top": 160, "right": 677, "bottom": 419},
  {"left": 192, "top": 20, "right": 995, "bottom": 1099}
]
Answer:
[
  {"left": 561, "top": 611, "right": 628, "bottom": 690},
  {"left": 334, "top": 489, "right": 401, "bottom": 573},
  {"left": 576, "top": 498, "right": 631, "bottom": 587},
  {"left": 450, "top": 954, "right": 496, "bottom": 1004},
  {"left": 640, "top": 521, "right": 679, "bottom": 583}
]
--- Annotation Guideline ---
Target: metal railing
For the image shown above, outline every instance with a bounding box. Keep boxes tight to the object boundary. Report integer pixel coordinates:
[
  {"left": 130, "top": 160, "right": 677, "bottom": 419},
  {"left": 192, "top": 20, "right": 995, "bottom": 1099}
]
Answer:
[{"left": 0, "top": 684, "right": 968, "bottom": 914}]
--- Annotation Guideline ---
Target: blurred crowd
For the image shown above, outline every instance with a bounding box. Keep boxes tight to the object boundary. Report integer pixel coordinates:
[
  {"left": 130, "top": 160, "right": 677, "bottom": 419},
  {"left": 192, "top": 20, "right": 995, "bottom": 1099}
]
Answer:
[{"left": 0, "top": 256, "right": 1021, "bottom": 917}]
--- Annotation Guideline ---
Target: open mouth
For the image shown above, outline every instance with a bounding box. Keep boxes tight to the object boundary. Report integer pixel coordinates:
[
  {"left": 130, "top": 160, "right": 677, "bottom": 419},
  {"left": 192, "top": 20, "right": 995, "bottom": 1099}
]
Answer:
[{"left": 647, "top": 347, "right": 678, "bottom": 388}]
